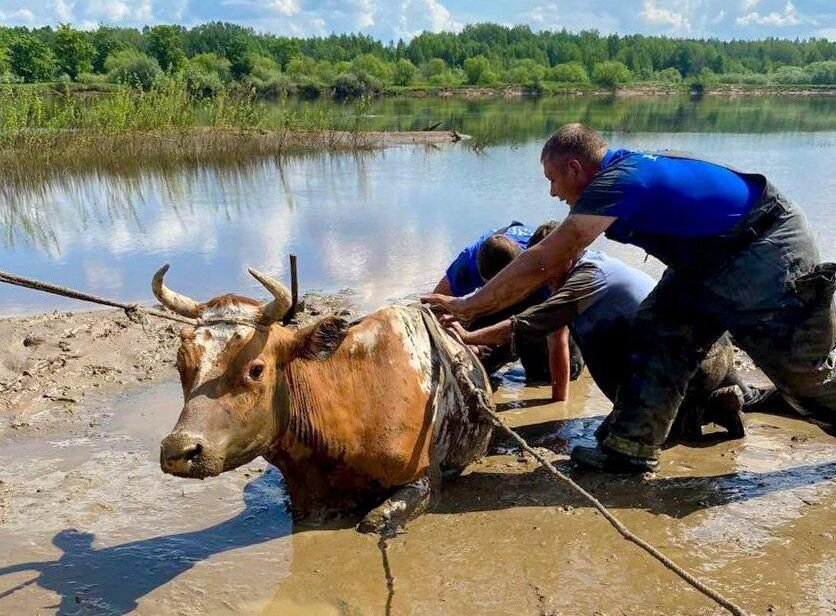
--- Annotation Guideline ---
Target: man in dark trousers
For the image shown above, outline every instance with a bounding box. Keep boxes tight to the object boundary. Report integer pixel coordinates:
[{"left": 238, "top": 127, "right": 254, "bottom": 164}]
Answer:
[{"left": 424, "top": 123, "right": 835, "bottom": 473}]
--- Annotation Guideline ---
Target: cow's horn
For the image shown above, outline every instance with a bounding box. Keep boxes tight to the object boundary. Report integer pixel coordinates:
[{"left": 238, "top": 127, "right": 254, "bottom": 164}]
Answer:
[
  {"left": 248, "top": 267, "right": 292, "bottom": 324},
  {"left": 152, "top": 264, "right": 202, "bottom": 318}
]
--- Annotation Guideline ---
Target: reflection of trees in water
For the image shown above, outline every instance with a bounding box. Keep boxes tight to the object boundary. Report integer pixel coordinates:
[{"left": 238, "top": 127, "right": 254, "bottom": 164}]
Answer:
[
  {"left": 0, "top": 152, "right": 374, "bottom": 255},
  {"left": 295, "top": 96, "right": 836, "bottom": 145}
]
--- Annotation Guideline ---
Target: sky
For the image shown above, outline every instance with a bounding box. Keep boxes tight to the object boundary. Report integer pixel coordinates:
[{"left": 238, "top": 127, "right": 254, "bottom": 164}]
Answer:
[{"left": 0, "top": 0, "right": 833, "bottom": 41}]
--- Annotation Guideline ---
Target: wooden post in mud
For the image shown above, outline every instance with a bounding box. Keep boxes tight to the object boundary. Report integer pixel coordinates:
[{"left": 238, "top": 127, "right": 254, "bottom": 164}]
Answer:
[{"left": 283, "top": 254, "right": 299, "bottom": 325}]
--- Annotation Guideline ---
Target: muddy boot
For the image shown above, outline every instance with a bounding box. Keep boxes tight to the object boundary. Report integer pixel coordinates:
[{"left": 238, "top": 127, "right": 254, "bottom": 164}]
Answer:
[
  {"left": 705, "top": 385, "right": 746, "bottom": 439},
  {"left": 594, "top": 413, "right": 613, "bottom": 443},
  {"left": 570, "top": 444, "right": 659, "bottom": 474}
]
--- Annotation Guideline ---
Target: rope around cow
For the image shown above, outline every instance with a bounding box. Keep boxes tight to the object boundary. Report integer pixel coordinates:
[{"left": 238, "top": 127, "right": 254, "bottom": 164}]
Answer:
[{"left": 0, "top": 270, "right": 748, "bottom": 616}]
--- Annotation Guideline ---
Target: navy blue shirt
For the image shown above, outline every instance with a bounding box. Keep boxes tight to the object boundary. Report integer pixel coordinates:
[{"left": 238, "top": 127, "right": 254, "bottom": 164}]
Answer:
[
  {"left": 446, "top": 222, "right": 536, "bottom": 297},
  {"left": 571, "top": 149, "right": 762, "bottom": 238}
]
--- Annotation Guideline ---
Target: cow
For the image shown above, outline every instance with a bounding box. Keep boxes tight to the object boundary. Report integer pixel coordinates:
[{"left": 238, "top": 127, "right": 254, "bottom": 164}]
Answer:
[{"left": 153, "top": 264, "right": 494, "bottom": 535}]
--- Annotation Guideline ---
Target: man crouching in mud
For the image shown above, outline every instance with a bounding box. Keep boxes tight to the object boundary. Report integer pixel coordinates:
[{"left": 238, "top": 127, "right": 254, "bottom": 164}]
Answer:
[
  {"left": 445, "top": 221, "right": 771, "bottom": 446},
  {"left": 424, "top": 123, "right": 836, "bottom": 473},
  {"left": 431, "top": 220, "right": 585, "bottom": 399}
]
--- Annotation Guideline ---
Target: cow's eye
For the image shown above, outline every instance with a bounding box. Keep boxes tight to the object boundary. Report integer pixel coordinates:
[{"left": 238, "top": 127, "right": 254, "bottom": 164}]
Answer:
[{"left": 248, "top": 363, "right": 264, "bottom": 381}]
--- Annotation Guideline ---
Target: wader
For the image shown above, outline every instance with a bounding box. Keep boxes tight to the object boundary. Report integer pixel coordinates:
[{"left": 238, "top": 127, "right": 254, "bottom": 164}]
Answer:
[{"left": 599, "top": 153, "right": 836, "bottom": 459}]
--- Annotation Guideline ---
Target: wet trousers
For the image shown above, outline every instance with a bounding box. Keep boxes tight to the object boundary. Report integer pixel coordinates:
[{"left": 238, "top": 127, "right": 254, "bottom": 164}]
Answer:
[{"left": 604, "top": 201, "right": 836, "bottom": 459}]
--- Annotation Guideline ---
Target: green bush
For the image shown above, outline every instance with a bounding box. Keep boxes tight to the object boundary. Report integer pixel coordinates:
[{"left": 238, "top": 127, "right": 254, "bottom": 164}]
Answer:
[
  {"left": 105, "top": 50, "right": 162, "bottom": 90},
  {"left": 592, "top": 61, "right": 633, "bottom": 87},
  {"left": 428, "top": 68, "right": 465, "bottom": 87},
  {"left": 183, "top": 53, "right": 231, "bottom": 97},
  {"left": 805, "top": 61, "right": 836, "bottom": 85},
  {"left": 392, "top": 58, "right": 417, "bottom": 86},
  {"left": 241, "top": 54, "right": 291, "bottom": 98},
  {"left": 294, "top": 75, "right": 323, "bottom": 99},
  {"left": 423, "top": 58, "right": 447, "bottom": 79},
  {"left": 463, "top": 55, "right": 493, "bottom": 85},
  {"left": 548, "top": 62, "right": 589, "bottom": 83},
  {"left": 145, "top": 25, "right": 185, "bottom": 72},
  {"left": 351, "top": 54, "right": 393, "bottom": 83},
  {"left": 76, "top": 72, "right": 108, "bottom": 84},
  {"left": 332, "top": 70, "right": 382, "bottom": 99},
  {"left": 503, "top": 59, "right": 546, "bottom": 86},
  {"left": 771, "top": 66, "right": 811, "bottom": 84},
  {"left": 285, "top": 54, "right": 316, "bottom": 79},
  {"left": 653, "top": 67, "right": 682, "bottom": 83}
]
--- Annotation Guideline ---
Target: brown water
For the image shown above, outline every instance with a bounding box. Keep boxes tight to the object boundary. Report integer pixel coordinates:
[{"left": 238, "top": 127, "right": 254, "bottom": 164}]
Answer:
[{"left": 0, "top": 373, "right": 833, "bottom": 615}]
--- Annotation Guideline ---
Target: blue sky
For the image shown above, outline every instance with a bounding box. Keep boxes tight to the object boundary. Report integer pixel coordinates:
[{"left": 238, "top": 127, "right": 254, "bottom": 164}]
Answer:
[{"left": 0, "top": 1, "right": 833, "bottom": 41}]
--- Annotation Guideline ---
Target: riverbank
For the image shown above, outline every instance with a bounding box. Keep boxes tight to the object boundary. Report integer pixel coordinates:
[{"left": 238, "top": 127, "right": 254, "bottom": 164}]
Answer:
[
  {"left": 11, "top": 80, "right": 836, "bottom": 99},
  {"left": 0, "top": 292, "right": 354, "bottom": 436}
]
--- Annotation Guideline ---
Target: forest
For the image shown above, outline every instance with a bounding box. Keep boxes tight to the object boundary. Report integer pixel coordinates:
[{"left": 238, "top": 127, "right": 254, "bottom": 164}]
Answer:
[{"left": 0, "top": 22, "right": 834, "bottom": 98}]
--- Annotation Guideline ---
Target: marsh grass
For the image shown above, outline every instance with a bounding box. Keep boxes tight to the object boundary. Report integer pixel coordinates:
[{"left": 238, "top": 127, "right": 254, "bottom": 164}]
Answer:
[{"left": 0, "top": 81, "right": 375, "bottom": 183}]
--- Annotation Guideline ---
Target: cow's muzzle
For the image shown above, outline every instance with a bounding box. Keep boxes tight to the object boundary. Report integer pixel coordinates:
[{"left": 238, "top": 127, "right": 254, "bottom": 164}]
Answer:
[{"left": 160, "top": 431, "right": 223, "bottom": 478}]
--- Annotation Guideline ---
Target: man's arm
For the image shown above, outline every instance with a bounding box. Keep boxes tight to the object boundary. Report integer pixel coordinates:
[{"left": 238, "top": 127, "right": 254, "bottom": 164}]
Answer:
[
  {"left": 432, "top": 276, "right": 453, "bottom": 295},
  {"left": 422, "top": 214, "right": 615, "bottom": 321},
  {"left": 547, "top": 328, "right": 570, "bottom": 402}
]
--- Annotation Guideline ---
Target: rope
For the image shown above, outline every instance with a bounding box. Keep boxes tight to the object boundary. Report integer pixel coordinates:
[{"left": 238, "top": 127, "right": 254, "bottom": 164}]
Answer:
[
  {"left": 451, "top": 361, "right": 749, "bottom": 616},
  {"left": 428, "top": 308, "right": 749, "bottom": 616},
  {"left": 0, "top": 270, "right": 197, "bottom": 326}
]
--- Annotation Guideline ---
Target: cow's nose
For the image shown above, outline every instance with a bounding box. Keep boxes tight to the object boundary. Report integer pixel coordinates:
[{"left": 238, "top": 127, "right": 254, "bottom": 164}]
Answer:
[{"left": 160, "top": 431, "right": 205, "bottom": 476}]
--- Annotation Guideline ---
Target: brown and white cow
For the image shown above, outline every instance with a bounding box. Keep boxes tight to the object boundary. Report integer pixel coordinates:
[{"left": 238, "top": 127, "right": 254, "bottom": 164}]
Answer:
[{"left": 153, "top": 265, "right": 494, "bottom": 535}]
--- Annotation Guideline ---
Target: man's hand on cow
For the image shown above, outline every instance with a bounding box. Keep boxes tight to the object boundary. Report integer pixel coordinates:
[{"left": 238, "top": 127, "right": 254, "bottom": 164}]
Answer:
[
  {"left": 420, "top": 294, "right": 474, "bottom": 322},
  {"left": 443, "top": 319, "right": 475, "bottom": 345}
]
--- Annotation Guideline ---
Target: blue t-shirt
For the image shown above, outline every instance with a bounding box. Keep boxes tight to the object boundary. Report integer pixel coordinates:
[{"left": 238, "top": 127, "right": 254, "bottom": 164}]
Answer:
[
  {"left": 446, "top": 222, "right": 536, "bottom": 297},
  {"left": 571, "top": 149, "right": 762, "bottom": 238}
]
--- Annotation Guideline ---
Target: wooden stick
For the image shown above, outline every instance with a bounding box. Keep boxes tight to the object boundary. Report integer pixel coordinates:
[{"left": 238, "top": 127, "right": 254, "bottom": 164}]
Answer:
[{"left": 283, "top": 254, "right": 299, "bottom": 324}]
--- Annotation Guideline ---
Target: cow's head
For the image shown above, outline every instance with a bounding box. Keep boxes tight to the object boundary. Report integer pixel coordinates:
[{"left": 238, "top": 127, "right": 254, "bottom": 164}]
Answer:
[{"left": 154, "top": 265, "right": 347, "bottom": 479}]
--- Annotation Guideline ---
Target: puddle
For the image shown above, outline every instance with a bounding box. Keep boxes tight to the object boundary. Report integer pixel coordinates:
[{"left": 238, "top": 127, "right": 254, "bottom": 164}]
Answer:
[{"left": 0, "top": 374, "right": 834, "bottom": 615}]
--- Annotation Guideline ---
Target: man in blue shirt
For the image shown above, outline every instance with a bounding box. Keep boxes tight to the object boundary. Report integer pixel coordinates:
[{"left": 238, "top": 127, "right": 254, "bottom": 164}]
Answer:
[
  {"left": 424, "top": 123, "right": 835, "bottom": 473},
  {"left": 446, "top": 247, "right": 761, "bottom": 443},
  {"left": 433, "top": 222, "right": 583, "bottom": 389}
]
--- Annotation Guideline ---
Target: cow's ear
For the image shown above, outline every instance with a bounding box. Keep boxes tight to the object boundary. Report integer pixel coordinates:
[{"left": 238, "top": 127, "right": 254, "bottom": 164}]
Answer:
[{"left": 292, "top": 316, "right": 350, "bottom": 360}]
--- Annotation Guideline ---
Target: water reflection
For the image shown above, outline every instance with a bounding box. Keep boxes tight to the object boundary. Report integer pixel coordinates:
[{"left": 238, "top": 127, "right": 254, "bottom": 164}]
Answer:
[
  {"left": 289, "top": 95, "right": 836, "bottom": 144},
  {"left": 1, "top": 108, "right": 835, "bottom": 316}
]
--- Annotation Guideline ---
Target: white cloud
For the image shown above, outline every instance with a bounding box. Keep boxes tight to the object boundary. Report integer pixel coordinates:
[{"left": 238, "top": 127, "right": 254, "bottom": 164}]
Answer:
[
  {"left": 268, "top": 0, "right": 301, "bottom": 17},
  {"left": 49, "top": 0, "right": 75, "bottom": 22},
  {"left": 641, "top": 0, "right": 691, "bottom": 30},
  {"left": 741, "top": 0, "right": 761, "bottom": 10},
  {"left": 0, "top": 7, "right": 34, "bottom": 22},
  {"left": 711, "top": 9, "right": 726, "bottom": 23},
  {"left": 736, "top": 0, "right": 802, "bottom": 26}
]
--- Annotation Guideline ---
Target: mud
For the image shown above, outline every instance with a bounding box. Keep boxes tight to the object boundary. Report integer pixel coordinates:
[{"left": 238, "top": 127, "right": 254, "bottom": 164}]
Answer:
[
  {"left": 0, "top": 291, "right": 353, "bottom": 438},
  {"left": 0, "top": 353, "right": 833, "bottom": 615}
]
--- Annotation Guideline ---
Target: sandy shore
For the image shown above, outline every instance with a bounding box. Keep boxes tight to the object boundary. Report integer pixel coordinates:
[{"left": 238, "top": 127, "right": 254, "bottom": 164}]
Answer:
[{"left": 0, "top": 292, "right": 353, "bottom": 436}]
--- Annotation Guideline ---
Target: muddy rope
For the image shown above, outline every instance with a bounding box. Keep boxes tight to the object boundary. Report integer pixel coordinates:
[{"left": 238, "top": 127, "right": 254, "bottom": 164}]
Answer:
[
  {"left": 450, "top": 358, "right": 749, "bottom": 616},
  {"left": 377, "top": 536, "right": 395, "bottom": 616},
  {"left": 0, "top": 270, "right": 197, "bottom": 326}
]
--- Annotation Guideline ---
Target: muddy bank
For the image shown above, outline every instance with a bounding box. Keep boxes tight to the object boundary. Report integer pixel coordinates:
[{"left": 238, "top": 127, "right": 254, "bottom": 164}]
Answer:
[
  {"left": 0, "top": 372, "right": 833, "bottom": 615},
  {"left": 0, "top": 291, "right": 354, "bottom": 436}
]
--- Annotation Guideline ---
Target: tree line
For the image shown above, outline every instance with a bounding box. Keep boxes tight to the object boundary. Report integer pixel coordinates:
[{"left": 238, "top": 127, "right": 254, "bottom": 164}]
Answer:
[{"left": 1, "top": 22, "right": 834, "bottom": 98}]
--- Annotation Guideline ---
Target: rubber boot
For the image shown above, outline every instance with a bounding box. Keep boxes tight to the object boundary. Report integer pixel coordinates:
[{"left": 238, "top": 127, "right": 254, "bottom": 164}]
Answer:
[{"left": 570, "top": 444, "right": 659, "bottom": 474}]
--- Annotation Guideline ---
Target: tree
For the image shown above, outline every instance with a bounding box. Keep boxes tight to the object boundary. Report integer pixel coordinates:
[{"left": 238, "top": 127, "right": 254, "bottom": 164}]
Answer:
[
  {"left": 9, "top": 36, "right": 56, "bottom": 82},
  {"left": 654, "top": 67, "right": 682, "bottom": 83},
  {"left": 145, "top": 25, "right": 185, "bottom": 72},
  {"left": 591, "top": 61, "right": 633, "bottom": 87},
  {"left": 805, "top": 61, "right": 836, "bottom": 85},
  {"left": 771, "top": 65, "right": 810, "bottom": 84},
  {"left": 105, "top": 49, "right": 161, "bottom": 90},
  {"left": 548, "top": 61, "right": 589, "bottom": 83},
  {"left": 463, "top": 55, "right": 492, "bottom": 84},
  {"left": 423, "top": 57, "right": 447, "bottom": 79},
  {"left": 392, "top": 58, "right": 417, "bottom": 86},
  {"left": 91, "top": 26, "right": 143, "bottom": 73},
  {"left": 53, "top": 24, "right": 95, "bottom": 80}
]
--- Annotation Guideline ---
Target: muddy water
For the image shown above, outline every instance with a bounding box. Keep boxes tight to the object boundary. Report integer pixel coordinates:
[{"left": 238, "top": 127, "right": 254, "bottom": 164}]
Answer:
[{"left": 0, "top": 373, "right": 833, "bottom": 615}]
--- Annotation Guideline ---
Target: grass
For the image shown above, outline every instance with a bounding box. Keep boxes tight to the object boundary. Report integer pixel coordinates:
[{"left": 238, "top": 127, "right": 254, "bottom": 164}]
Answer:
[{"left": 0, "top": 80, "right": 376, "bottom": 183}]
